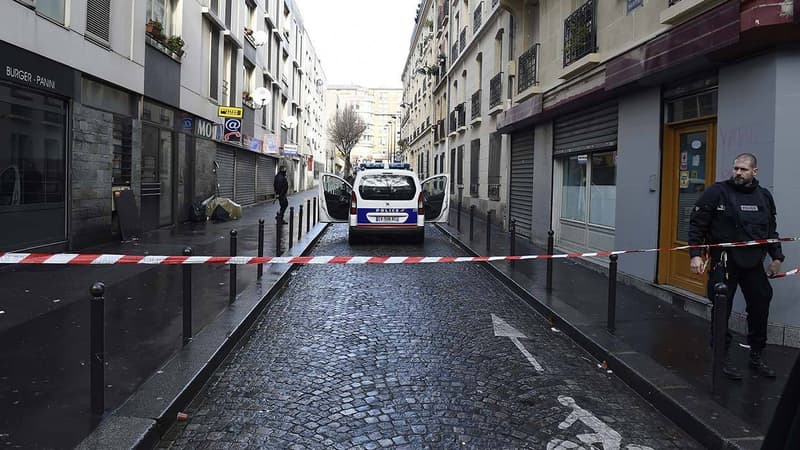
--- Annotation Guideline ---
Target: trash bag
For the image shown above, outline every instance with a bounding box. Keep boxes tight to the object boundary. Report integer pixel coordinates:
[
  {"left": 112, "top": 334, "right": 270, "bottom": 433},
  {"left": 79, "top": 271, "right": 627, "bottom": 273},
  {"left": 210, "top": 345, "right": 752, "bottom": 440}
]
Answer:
[
  {"left": 211, "top": 204, "right": 231, "bottom": 221},
  {"left": 190, "top": 201, "right": 207, "bottom": 222},
  {"left": 206, "top": 197, "right": 243, "bottom": 220}
]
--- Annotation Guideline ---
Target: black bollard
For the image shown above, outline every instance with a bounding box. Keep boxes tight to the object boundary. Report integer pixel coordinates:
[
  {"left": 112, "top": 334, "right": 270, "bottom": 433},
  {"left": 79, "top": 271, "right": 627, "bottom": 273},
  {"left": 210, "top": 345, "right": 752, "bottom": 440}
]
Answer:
[
  {"left": 469, "top": 205, "right": 475, "bottom": 241},
  {"left": 275, "top": 214, "right": 283, "bottom": 257},
  {"left": 90, "top": 282, "right": 105, "bottom": 415},
  {"left": 486, "top": 210, "right": 493, "bottom": 253},
  {"left": 607, "top": 254, "right": 618, "bottom": 333},
  {"left": 306, "top": 199, "right": 311, "bottom": 232},
  {"left": 313, "top": 197, "right": 317, "bottom": 225},
  {"left": 298, "top": 205, "right": 304, "bottom": 241},
  {"left": 712, "top": 282, "right": 729, "bottom": 394},
  {"left": 182, "top": 247, "right": 193, "bottom": 346},
  {"left": 509, "top": 218, "right": 516, "bottom": 256},
  {"left": 257, "top": 219, "right": 264, "bottom": 279},
  {"left": 288, "top": 207, "right": 295, "bottom": 249},
  {"left": 546, "top": 230, "right": 555, "bottom": 292},
  {"left": 229, "top": 229, "right": 237, "bottom": 305}
]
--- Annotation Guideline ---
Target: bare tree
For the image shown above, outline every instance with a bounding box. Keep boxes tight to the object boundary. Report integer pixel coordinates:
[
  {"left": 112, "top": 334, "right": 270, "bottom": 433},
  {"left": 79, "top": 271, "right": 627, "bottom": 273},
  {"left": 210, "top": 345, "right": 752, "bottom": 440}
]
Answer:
[{"left": 327, "top": 105, "right": 367, "bottom": 176}]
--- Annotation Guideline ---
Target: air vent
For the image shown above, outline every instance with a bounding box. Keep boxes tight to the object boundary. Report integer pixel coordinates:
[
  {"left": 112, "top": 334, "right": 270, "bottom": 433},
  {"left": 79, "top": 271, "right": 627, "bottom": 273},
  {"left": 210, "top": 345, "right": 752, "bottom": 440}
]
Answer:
[{"left": 86, "top": 0, "right": 111, "bottom": 42}]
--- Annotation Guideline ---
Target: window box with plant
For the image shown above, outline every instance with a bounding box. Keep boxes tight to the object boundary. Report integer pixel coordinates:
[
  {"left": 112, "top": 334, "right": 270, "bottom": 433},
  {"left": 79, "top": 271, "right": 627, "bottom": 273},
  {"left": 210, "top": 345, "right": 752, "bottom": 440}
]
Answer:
[
  {"left": 242, "top": 91, "right": 255, "bottom": 108},
  {"left": 146, "top": 20, "right": 164, "bottom": 40},
  {"left": 165, "top": 35, "right": 185, "bottom": 57}
]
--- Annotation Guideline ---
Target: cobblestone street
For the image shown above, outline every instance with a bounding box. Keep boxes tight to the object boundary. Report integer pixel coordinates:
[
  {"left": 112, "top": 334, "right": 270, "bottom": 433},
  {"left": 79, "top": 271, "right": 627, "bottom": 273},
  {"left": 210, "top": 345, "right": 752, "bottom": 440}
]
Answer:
[{"left": 158, "top": 224, "right": 700, "bottom": 449}]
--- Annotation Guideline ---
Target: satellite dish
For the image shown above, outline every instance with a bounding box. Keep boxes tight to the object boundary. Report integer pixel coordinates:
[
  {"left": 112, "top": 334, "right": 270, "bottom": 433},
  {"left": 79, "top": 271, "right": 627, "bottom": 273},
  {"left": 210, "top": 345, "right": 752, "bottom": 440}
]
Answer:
[
  {"left": 253, "top": 87, "right": 271, "bottom": 107},
  {"left": 283, "top": 115, "right": 298, "bottom": 129},
  {"left": 252, "top": 30, "right": 269, "bottom": 47}
]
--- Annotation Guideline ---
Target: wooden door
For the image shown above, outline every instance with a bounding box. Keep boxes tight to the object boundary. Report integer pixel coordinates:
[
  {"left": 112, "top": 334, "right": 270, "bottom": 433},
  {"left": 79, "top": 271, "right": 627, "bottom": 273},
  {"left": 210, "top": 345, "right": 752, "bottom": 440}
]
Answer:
[{"left": 658, "top": 122, "right": 716, "bottom": 295}]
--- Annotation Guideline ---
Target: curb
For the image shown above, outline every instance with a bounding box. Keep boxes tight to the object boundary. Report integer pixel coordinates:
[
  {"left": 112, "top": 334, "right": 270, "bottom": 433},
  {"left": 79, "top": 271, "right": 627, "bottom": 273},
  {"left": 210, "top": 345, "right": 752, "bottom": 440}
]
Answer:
[
  {"left": 436, "top": 223, "right": 763, "bottom": 450},
  {"left": 76, "top": 223, "right": 329, "bottom": 450}
]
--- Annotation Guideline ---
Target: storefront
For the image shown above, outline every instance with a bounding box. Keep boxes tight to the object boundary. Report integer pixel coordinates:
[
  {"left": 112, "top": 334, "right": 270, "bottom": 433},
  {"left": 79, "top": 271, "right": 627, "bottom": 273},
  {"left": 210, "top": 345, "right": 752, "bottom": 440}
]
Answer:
[
  {"left": 552, "top": 102, "right": 618, "bottom": 252},
  {"left": 141, "top": 101, "right": 179, "bottom": 230},
  {"left": 0, "top": 41, "right": 75, "bottom": 251}
]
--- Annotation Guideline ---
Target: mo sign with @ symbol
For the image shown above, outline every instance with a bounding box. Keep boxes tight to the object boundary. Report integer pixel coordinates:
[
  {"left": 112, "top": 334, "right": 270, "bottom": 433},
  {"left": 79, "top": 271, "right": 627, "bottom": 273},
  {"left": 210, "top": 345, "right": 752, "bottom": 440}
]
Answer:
[{"left": 6, "top": 66, "right": 56, "bottom": 89}]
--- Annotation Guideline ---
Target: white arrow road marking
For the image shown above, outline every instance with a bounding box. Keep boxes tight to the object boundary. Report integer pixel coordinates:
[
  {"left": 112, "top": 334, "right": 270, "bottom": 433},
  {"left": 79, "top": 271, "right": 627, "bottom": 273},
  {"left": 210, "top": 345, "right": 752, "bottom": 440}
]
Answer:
[{"left": 491, "top": 314, "right": 543, "bottom": 373}]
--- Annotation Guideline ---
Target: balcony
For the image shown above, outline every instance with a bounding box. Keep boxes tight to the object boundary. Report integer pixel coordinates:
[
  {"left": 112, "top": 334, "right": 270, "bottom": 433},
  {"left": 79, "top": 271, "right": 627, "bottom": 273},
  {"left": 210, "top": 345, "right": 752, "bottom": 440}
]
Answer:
[
  {"left": 438, "top": 1, "right": 450, "bottom": 30},
  {"left": 470, "top": 89, "right": 481, "bottom": 122},
  {"left": 438, "top": 119, "right": 445, "bottom": 142},
  {"left": 489, "top": 72, "right": 502, "bottom": 111},
  {"left": 517, "top": 43, "right": 540, "bottom": 96},
  {"left": 660, "top": 0, "right": 723, "bottom": 25},
  {"left": 473, "top": 2, "right": 483, "bottom": 35},
  {"left": 488, "top": 183, "right": 500, "bottom": 201},
  {"left": 456, "top": 103, "right": 466, "bottom": 132},
  {"left": 459, "top": 28, "right": 466, "bottom": 54},
  {"left": 561, "top": 0, "right": 600, "bottom": 79},
  {"left": 449, "top": 110, "right": 457, "bottom": 135}
]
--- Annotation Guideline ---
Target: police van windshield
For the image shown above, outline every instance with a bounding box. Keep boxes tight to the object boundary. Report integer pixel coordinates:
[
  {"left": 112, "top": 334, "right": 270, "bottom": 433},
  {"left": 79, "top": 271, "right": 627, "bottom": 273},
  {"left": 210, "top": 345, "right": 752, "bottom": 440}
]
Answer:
[{"left": 358, "top": 174, "right": 416, "bottom": 200}]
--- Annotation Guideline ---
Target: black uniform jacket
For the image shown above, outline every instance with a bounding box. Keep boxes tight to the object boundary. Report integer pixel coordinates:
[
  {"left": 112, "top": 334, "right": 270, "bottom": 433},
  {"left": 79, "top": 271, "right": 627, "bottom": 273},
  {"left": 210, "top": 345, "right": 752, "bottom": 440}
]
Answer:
[
  {"left": 274, "top": 172, "right": 288, "bottom": 198},
  {"left": 688, "top": 178, "right": 784, "bottom": 267}
]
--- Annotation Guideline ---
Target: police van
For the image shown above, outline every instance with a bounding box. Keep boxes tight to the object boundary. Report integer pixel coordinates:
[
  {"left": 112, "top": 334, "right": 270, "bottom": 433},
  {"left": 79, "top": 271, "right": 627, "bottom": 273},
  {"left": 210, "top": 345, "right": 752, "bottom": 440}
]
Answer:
[{"left": 318, "top": 162, "right": 450, "bottom": 244}]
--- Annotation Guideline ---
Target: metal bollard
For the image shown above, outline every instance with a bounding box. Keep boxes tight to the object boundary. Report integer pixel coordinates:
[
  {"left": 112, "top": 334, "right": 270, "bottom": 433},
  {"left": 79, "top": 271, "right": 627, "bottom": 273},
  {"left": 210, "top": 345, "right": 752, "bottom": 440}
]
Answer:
[
  {"left": 546, "top": 230, "right": 555, "bottom": 292},
  {"left": 182, "top": 247, "right": 193, "bottom": 346},
  {"left": 229, "top": 229, "right": 237, "bottom": 305},
  {"left": 469, "top": 205, "right": 475, "bottom": 241},
  {"left": 257, "top": 219, "right": 264, "bottom": 279},
  {"left": 90, "top": 282, "right": 105, "bottom": 415},
  {"left": 313, "top": 197, "right": 317, "bottom": 225},
  {"left": 486, "top": 210, "right": 493, "bottom": 253},
  {"left": 607, "top": 254, "right": 618, "bottom": 333},
  {"left": 275, "top": 215, "right": 283, "bottom": 257},
  {"left": 712, "top": 282, "right": 729, "bottom": 394},
  {"left": 509, "top": 219, "right": 516, "bottom": 256},
  {"left": 288, "top": 207, "right": 295, "bottom": 249},
  {"left": 298, "top": 204, "right": 304, "bottom": 241},
  {"left": 306, "top": 199, "right": 311, "bottom": 232}
]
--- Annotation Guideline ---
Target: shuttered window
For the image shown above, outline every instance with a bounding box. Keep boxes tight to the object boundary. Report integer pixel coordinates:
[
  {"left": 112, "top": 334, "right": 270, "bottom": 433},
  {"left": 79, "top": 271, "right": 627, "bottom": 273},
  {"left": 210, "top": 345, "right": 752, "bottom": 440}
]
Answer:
[
  {"left": 87, "top": 0, "right": 111, "bottom": 43},
  {"left": 469, "top": 139, "right": 480, "bottom": 196}
]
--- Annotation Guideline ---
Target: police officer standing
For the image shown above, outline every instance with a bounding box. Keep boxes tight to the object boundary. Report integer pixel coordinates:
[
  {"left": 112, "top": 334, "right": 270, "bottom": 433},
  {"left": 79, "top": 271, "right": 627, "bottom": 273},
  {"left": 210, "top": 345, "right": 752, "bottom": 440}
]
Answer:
[
  {"left": 274, "top": 165, "right": 289, "bottom": 224},
  {"left": 688, "top": 153, "right": 784, "bottom": 379}
]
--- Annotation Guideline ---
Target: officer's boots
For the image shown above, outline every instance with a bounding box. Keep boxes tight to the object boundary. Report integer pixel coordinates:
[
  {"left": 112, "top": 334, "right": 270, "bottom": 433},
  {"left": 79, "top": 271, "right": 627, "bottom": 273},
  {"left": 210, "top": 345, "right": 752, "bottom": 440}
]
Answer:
[
  {"left": 749, "top": 351, "right": 777, "bottom": 378},
  {"left": 722, "top": 351, "right": 743, "bottom": 380}
]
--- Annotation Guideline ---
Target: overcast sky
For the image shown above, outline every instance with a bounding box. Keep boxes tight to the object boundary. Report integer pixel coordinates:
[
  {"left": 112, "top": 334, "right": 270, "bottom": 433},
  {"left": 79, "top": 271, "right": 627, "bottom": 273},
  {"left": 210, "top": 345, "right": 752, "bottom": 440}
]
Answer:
[{"left": 296, "top": 0, "right": 420, "bottom": 88}]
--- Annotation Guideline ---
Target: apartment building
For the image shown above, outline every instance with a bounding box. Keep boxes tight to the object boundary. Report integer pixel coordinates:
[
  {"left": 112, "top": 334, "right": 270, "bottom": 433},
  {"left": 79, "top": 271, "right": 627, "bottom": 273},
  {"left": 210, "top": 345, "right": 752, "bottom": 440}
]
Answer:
[
  {"left": 0, "top": 0, "right": 326, "bottom": 252},
  {"left": 404, "top": 0, "right": 800, "bottom": 346},
  {"left": 325, "top": 86, "right": 402, "bottom": 169}
]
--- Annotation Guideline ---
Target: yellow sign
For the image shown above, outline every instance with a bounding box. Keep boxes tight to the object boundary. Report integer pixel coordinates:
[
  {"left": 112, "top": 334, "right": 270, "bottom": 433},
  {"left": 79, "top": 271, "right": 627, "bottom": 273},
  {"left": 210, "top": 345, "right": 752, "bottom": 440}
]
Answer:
[{"left": 218, "top": 106, "right": 243, "bottom": 118}]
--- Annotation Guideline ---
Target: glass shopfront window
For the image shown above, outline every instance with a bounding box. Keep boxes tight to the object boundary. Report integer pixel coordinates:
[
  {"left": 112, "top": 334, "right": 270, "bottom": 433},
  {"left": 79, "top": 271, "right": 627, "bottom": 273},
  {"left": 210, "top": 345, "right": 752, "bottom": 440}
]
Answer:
[
  {"left": 0, "top": 83, "right": 67, "bottom": 250},
  {"left": 560, "top": 152, "right": 616, "bottom": 228}
]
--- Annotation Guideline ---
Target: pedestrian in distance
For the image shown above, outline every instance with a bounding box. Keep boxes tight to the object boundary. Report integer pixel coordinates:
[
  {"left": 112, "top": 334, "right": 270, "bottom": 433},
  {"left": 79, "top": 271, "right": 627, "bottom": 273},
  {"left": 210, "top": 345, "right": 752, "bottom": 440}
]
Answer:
[
  {"left": 274, "top": 165, "right": 289, "bottom": 224},
  {"left": 688, "top": 153, "right": 784, "bottom": 380}
]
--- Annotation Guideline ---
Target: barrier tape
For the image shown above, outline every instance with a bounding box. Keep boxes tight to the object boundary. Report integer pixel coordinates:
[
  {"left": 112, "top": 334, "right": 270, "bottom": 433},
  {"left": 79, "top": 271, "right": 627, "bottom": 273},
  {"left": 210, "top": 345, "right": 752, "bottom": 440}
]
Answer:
[{"left": 1, "top": 236, "right": 797, "bottom": 272}]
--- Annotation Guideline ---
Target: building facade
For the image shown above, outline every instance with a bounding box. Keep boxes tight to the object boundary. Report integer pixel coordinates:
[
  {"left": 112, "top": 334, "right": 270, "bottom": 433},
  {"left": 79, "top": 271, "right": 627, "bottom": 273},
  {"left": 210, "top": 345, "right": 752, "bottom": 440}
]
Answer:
[
  {"left": 403, "top": 0, "right": 800, "bottom": 346},
  {"left": 0, "top": 0, "right": 326, "bottom": 252}
]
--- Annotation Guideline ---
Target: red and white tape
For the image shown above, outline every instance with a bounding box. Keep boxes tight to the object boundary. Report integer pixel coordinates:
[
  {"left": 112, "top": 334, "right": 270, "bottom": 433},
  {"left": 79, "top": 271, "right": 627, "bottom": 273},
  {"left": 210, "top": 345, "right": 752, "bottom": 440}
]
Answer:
[{"left": 0, "top": 237, "right": 797, "bottom": 271}]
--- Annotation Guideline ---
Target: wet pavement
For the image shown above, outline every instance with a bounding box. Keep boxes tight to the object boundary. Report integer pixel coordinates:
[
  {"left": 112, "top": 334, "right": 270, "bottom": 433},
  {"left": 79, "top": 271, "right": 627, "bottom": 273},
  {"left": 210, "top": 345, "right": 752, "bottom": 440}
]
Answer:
[
  {"left": 437, "top": 207, "right": 799, "bottom": 446},
  {"left": 0, "top": 189, "right": 318, "bottom": 449},
  {"left": 157, "top": 224, "right": 699, "bottom": 449}
]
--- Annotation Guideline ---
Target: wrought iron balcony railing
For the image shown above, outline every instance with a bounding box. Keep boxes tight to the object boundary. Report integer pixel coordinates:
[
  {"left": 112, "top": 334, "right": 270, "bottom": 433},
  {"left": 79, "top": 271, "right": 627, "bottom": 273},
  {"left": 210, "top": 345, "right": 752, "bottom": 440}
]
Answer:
[
  {"left": 487, "top": 183, "right": 500, "bottom": 201},
  {"left": 449, "top": 110, "right": 457, "bottom": 133},
  {"left": 438, "top": 119, "right": 445, "bottom": 141},
  {"left": 518, "top": 43, "right": 540, "bottom": 93},
  {"left": 473, "top": 2, "right": 483, "bottom": 34},
  {"left": 469, "top": 183, "right": 479, "bottom": 197},
  {"left": 459, "top": 28, "right": 466, "bottom": 54},
  {"left": 471, "top": 89, "right": 481, "bottom": 120},
  {"left": 457, "top": 103, "right": 466, "bottom": 128},
  {"left": 563, "top": 0, "right": 597, "bottom": 67},
  {"left": 489, "top": 72, "right": 502, "bottom": 108}
]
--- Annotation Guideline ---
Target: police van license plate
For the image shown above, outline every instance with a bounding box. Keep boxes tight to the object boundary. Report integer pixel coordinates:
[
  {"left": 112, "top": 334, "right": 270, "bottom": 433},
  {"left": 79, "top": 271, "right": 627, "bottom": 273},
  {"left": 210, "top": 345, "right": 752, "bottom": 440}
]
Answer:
[{"left": 374, "top": 216, "right": 400, "bottom": 223}]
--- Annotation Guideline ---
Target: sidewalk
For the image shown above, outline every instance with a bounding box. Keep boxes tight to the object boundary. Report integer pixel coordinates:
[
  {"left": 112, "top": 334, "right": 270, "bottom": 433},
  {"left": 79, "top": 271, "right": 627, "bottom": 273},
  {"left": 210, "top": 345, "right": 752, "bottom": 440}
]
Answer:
[
  {"left": 437, "top": 207, "right": 798, "bottom": 449},
  {"left": 0, "top": 189, "right": 321, "bottom": 449}
]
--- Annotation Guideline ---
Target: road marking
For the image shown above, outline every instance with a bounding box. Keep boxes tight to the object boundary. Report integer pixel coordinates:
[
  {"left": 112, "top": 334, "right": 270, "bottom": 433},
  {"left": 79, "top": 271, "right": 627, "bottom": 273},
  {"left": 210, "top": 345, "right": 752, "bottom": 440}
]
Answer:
[
  {"left": 491, "top": 314, "right": 543, "bottom": 373},
  {"left": 547, "top": 396, "right": 654, "bottom": 450}
]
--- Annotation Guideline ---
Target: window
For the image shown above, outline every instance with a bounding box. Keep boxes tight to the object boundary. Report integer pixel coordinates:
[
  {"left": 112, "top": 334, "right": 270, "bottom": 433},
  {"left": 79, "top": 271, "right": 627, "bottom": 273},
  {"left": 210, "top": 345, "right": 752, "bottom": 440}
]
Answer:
[
  {"left": 487, "top": 133, "right": 501, "bottom": 200},
  {"left": 35, "top": 0, "right": 66, "bottom": 24},
  {"left": 358, "top": 175, "right": 417, "bottom": 201},
  {"left": 457, "top": 145, "right": 464, "bottom": 185},
  {"left": 469, "top": 139, "right": 480, "bottom": 196},
  {"left": 209, "top": 28, "right": 220, "bottom": 100},
  {"left": 560, "top": 151, "right": 616, "bottom": 228},
  {"left": 147, "top": 0, "right": 176, "bottom": 35},
  {"left": 112, "top": 117, "right": 133, "bottom": 186}
]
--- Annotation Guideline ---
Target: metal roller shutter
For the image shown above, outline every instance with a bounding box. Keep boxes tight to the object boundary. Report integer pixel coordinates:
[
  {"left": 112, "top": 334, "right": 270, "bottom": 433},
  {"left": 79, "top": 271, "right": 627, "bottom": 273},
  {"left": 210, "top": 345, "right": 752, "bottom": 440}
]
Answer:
[
  {"left": 235, "top": 151, "right": 256, "bottom": 205},
  {"left": 554, "top": 102, "right": 618, "bottom": 156},
  {"left": 256, "top": 155, "right": 276, "bottom": 201},
  {"left": 509, "top": 130, "right": 535, "bottom": 239},
  {"left": 216, "top": 146, "right": 235, "bottom": 199}
]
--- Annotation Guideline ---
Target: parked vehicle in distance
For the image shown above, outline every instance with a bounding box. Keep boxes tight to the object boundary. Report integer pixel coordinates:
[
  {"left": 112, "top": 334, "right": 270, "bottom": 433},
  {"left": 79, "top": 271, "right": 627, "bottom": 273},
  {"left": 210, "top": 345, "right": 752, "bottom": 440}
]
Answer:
[{"left": 318, "top": 162, "right": 450, "bottom": 244}]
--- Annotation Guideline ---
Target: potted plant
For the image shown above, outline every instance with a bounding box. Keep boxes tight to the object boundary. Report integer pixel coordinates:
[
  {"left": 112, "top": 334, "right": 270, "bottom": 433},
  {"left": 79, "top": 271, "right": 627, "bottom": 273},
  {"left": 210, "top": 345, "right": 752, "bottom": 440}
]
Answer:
[
  {"left": 166, "top": 35, "right": 185, "bottom": 57},
  {"left": 242, "top": 91, "right": 254, "bottom": 102},
  {"left": 146, "top": 20, "right": 163, "bottom": 39}
]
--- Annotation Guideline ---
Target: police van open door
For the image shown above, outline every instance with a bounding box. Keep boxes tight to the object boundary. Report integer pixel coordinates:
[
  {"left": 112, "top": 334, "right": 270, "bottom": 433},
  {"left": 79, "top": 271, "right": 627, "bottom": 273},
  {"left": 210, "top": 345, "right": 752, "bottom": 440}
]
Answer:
[
  {"left": 318, "top": 174, "right": 352, "bottom": 222},
  {"left": 421, "top": 174, "right": 449, "bottom": 222}
]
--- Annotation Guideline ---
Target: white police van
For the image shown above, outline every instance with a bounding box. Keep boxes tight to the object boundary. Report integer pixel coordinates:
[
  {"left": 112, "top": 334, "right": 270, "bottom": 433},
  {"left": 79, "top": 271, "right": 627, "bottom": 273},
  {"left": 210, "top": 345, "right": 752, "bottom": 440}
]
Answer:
[{"left": 318, "top": 162, "right": 450, "bottom": 244}]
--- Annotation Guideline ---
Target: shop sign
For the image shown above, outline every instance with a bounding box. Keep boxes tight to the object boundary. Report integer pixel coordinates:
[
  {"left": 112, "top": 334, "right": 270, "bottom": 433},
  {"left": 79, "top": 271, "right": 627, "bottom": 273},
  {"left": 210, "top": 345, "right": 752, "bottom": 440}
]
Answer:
[
  {"left": 263, "top": 133, "right": 279, "bottom": 154},
  {"left": 283, "top": 144, "right": 298, "bottom": 156},
  {"left": 1, "top": 40, "right": 76, "bottom": 97},
  {"left": 194, "top": 118, "right": 215, "bottom": 139},
  {"left": 218, "top": 106, "right": 243, "bottom": 118},
  {"left": 223, "top": 118, "right": 242, "bottom": 144},
  {"left": 245, "top": 136, "right": 263, "bottom": 153},
  {"left": 182, "top": 117, "right": 194, "bottom": 130}
]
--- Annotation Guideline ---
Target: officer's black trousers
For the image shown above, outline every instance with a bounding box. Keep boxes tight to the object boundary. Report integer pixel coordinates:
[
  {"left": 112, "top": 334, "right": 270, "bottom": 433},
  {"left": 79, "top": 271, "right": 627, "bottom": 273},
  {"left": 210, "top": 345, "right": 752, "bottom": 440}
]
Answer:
[
  {"left": 278, "top": 196, "right": 288, "bottom": 218},
  {"left": 707, "top": 259, "right": 773, "bottom": 352}
]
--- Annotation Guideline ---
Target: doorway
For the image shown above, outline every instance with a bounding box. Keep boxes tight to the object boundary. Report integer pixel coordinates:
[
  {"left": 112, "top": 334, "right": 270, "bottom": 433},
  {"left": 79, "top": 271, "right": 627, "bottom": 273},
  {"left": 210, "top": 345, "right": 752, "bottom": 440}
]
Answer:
[{"left": 658, "top": 121, "right": 716, "bottom": 295}]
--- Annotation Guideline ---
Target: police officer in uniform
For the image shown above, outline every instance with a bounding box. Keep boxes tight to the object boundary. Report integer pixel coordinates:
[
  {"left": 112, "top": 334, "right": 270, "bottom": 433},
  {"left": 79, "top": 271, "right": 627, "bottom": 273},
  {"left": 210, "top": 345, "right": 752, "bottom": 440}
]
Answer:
[
  {"left": 688, "top": 153, "right": 784, "bottom": 379},
  {"left": 274, "top": 165, "right": 289, "bottom": 224}
]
